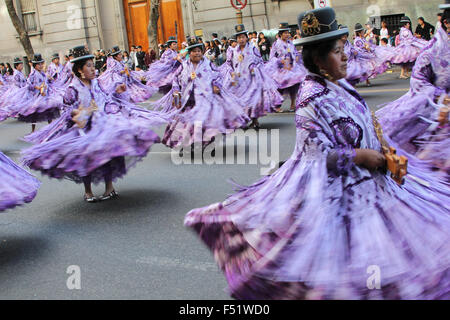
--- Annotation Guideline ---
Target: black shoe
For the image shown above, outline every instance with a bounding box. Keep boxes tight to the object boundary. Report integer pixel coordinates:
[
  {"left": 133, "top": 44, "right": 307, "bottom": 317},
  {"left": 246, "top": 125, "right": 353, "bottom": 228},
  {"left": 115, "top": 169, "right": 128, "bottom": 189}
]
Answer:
[{"left": 99, "top": 190, "right": 119, "bottom": 201}]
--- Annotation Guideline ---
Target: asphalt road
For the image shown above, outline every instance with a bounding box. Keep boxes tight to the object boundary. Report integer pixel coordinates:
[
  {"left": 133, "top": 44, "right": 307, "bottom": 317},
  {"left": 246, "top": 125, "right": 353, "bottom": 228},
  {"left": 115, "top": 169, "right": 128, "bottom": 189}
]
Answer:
[{"left": 0, "top": 71, "right": 410, "bottom": 300}]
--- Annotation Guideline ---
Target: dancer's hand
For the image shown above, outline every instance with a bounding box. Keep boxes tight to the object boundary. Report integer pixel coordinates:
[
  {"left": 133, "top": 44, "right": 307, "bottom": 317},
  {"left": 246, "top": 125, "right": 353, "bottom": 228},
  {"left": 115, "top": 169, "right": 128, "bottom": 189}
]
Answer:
[
  {"left": 115, "top": 84, "right": 126, "bottom": 94},
  {"left": 443, "top": 95, "right": 450, "bottom": 106},
  {"left": 71, "top": 109, "right": 80, "bottom": 118},
  {"left": 213, "top": 86, "right": 220, "bottom": 94},
  {"left": 354, "top": 149, "right": 386, "bottom": 171}
]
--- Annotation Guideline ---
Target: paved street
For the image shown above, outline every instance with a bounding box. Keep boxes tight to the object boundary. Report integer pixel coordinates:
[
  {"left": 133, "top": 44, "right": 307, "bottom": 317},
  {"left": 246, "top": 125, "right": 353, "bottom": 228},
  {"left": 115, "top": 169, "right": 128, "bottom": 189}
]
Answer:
[{"left": 0, "top": 71, "right": 410, "bottom": 299}]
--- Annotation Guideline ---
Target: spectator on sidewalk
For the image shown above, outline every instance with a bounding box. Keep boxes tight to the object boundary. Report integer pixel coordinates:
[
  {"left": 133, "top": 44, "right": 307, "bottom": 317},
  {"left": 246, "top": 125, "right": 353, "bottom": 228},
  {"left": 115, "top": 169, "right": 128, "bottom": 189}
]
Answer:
[
  {"left": 415, "top": 17, "right": 435, "bottom": 40},
  {"left": 258, "top": 32, "right": 271, "bottom": 61}
]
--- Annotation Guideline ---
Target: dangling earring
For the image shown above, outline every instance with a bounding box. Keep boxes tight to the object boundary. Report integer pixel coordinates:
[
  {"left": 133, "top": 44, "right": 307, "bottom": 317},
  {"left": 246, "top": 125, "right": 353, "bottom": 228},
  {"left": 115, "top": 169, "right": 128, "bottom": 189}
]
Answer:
[{"left": 320, "top": 68, "right": 331, "bottom": 81}]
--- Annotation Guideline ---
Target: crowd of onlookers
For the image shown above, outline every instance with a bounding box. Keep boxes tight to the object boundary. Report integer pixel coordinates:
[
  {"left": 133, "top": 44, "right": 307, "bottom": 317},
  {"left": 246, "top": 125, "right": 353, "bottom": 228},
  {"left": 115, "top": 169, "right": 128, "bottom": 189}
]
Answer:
[
  {"left": 356, "top": 14, "right": 441, "bottom": 47},
  {"left": 0, "top": 62, "right": 14, "bottom": 76},
  {"left": 93, "top": 45, "right": 157, "bottom": 74}
]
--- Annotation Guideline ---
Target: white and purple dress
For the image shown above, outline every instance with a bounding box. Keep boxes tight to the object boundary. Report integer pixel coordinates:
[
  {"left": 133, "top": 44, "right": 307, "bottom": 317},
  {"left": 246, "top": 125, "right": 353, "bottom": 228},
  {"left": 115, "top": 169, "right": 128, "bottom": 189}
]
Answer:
[
  {"left": 0, "top": 151, "right": 40, "bottom": 212},
  {"left": 98, "top": 57, "right": 156, "bottom": 103},
  {"left": 345, "top": 40, "right": 376, "bottom": 85},
  {"left": 4, "top": 68, "right": 62, "bottom": 123},
  {"left": 225, "top": 43, "right": 283, "bottom": 119},
  {"left": 218, "top": 46, "right": 235, "bottom": 85},
  {"left": 59, "top": 62, "right": 74, "bottom": 86},
  {"left": 391, "top": 27, "right": 428, "bottom": 66},
  {"left": 0, "top": 69, "right": 28, "bottom": 119},
  {"left": 348, "top": 36, "right": 391, "bottom": 84},
  {"left": 21, "top": 77, "right": 163, "bottom": 184},
  {"left": 264, "top": 39, "right": 307, "bottom": 94},
  {"left": 144, "top": 49, "right": 181, "bottom": 94},
  {"left": 46, "top": 62, "right": 64, "bottom": 82},
  {"left": 377, "top": 25, "right": 449, "bottom": 173},
  {"left": 161, "top": 57, "right": 250, "bottom": 148},
  {"left": 184, "top": 74, "right": 450, "bottom": 300}
]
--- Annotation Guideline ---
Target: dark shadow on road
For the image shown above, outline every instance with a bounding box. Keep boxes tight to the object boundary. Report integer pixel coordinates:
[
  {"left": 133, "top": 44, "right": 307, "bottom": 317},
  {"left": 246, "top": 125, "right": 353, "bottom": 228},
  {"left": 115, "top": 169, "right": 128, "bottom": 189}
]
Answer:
[
  {"left": 259, "top": 121, "right": 293, "bottom": 130},
  {"left": 0, "top": 236, "right": 50, "bottom": 272},
  {"left": 54, "top": 188, "right": 179, "bottom": 220}
]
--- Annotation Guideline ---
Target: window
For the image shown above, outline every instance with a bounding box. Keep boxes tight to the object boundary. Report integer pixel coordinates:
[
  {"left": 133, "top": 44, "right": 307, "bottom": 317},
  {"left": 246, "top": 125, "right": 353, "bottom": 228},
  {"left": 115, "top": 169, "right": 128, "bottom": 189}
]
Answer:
[{"left": 18, "top": 0, "right": 38, "bottom": 32}]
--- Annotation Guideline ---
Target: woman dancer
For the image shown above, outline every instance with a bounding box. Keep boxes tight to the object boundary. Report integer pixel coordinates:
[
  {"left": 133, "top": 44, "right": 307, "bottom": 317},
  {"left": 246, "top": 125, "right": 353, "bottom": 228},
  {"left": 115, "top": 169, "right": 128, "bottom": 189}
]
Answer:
[
  {"left": 59, "top": 50, "right": 75, "bottom": 85},
  {"left": 218, "top": 37, "right": 237, "bottom": 84},
  {"left": 46, "top": 53, "right": 64, "bottom": 83},
  {"left": 225, "top": 24, "right": 283, "bottom": 129},
  {"left": 265, "top": 22, "right": 307, "bottom": 112},
  {"left": 0, "top": 57, "right": 27, "bottom": 118},
  {"left": 353, "top": 23, "right": 392, "bottom": 86},
  {"left": 376, "top": 3, "right": 450, "bottom": 174},
  {"left": 392, "top": 16, "right": 429, "bottom": 79},
  {"left": 184, "top": 8, "right": 450, "bottom": 300},
  {"left": 159, "top": 38, "right": 249, "bottom": 150},
  {"left": 342, "top": 25, "right": 376, "bottom": 86},
  {"left": 22, "top": 46, "right": 163, "bottom": 202},
  {"left": 4, "top": 54, "right": 62, "bottom": 133},
  {"left": 98, "top": 46, "right": 156, "bottom": 103},
  {"left": 144, "top": 37, "right": 182, "bottom": 94}
]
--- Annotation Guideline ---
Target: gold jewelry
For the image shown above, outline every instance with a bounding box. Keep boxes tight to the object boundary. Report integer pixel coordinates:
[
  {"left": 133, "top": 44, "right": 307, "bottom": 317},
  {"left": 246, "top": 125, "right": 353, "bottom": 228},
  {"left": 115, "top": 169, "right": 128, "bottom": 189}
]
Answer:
[{"left": 319, "top": 69, "right": 332, "bottom": 81}]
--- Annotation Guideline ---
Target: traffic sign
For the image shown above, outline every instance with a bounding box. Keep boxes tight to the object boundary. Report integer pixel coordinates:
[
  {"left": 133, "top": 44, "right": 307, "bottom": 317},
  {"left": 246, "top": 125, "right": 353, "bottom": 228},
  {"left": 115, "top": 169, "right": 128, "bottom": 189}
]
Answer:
[
  {"left": 314, "top": 0, "right": 332, "bottom": 8},
  {"left": 231, "top": 0, "right": 248, "bottom": 11}
]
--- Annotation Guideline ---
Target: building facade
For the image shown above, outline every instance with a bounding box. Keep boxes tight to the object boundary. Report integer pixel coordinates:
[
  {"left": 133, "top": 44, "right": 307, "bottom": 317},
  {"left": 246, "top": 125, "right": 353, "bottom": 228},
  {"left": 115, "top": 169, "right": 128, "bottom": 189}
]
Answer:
[{"left": 0, "top": 0, "right": 442, "bottom": 63}]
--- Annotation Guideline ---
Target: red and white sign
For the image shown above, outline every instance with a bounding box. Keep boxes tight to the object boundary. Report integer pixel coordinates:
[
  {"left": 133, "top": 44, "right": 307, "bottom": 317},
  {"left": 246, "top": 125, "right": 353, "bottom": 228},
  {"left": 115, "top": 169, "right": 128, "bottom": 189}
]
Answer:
[
  {"left": 314, "top": 0, "right": 332, "bottom": 8},
  {"left": 231, "top": 0, "right": 248, "bottom": 10}
]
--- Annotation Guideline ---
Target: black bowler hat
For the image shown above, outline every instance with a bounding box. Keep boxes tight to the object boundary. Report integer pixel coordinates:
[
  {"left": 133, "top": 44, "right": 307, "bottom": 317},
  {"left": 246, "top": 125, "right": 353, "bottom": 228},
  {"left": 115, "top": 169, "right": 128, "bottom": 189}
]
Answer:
[
  {"left": 167, "top": 36, "right": 177, "bottom": 45},
  {"left": 187, "top": 36, "right": 205, "bottom": 52},
  {"left": 278, "top": 22, "right": 290, "bottom": 32},
  {"left": 51, "top": 53, "right": 60, "bottom": 60},
  {"left": 234, "top": 24, "right": 248, "bottom": 37},
  {"left": 212, "top": 32, "right": 218, "bottom": 39},
  {"left": 354, "top": 23, "right": 364, "bottom": 32},
  {"left": 339, "top": 24, "right": 349, "bottom": 36},
  {"left": 70, "top": 45, "right": 94, "bottom": 63},
  {"left": 13, "top": 57, "right": 23, "bottom": 66},
  {"left": 110, "top": 46, "right": 122, "bottom": 56},
  {"left": 31, "top": 53, "right": 44, "bottom": 64},
  {"left": 400, "top": 16, "right": 411, "bottom": 24},
  {"left": 296, "top": 8, "right": 349, "bottom": 46}
]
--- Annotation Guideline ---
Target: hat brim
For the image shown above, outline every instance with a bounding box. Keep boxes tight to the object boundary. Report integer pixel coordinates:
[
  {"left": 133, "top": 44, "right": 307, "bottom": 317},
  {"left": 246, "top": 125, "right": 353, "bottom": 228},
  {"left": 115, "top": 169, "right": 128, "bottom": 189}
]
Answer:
[
  {"left": 354, "top": 27, "right": 364, "bottom": 32},
  {"left": 187, "top": 43, "right": 205, "bottom": 51},
  {"left": 235, "top": 31, "right": 248, "bottom": 37},
  {"left": 167, "top": 40, "right": 177, "bottom": 44},
  {"left": 110, "top": 50, "right": 122, "bottom": 56},
  {"left": 70, "top": 54, "right": 95, "bottom": 63},
  {"left": 278, "top": 28, "right": 291, "bottom": 32},
  {"left": 31, "top": 60, "right": 45, "bottom": 64},
  {"left": 295, "top": 28, "right": 349, "bottom": 46},
  {"left": 439, "top": 4, "right": 450, "bottom": 9}
]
